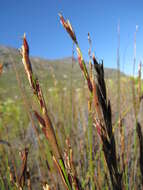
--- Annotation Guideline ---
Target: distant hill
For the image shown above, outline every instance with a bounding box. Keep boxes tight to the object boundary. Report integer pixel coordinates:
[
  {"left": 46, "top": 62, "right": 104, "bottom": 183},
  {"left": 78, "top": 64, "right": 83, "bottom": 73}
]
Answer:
[
  {"left": 0, "top": 45, "right": 126, "bottom": 99},
  {"left": 0, "top": 45, "right": 125, "bottom": 78}
]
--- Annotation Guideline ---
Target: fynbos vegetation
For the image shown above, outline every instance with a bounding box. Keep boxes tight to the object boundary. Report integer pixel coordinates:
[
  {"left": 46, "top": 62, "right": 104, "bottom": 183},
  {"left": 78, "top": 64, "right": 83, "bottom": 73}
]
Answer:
[{"left": 0, "top": 14, "right": 143, "bottom": 190}]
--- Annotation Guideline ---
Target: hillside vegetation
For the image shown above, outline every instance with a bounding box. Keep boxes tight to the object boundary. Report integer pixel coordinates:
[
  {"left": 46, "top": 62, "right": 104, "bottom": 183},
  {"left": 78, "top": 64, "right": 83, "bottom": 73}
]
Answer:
[{"left": 0, "top": 15, "right": 143, "bottom": 190}]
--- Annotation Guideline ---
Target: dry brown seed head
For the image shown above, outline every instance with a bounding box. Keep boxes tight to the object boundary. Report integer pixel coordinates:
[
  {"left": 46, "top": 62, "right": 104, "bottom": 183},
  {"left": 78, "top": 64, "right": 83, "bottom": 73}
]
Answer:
[{"left": 0, "top": 64, "right": 3, "bottom": 75}]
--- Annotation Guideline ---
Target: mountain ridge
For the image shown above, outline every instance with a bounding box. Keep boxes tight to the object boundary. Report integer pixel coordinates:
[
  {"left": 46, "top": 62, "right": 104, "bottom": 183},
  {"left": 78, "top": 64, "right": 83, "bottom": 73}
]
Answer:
[{"left": 0, "top": 44, "right": 125, "bottom": 79}]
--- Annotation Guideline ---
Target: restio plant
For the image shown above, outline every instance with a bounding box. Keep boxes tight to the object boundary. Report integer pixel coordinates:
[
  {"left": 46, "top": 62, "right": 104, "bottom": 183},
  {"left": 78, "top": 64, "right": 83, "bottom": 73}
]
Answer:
[{"left": 0, "top": 14, "right": 143, "bottom": 190}]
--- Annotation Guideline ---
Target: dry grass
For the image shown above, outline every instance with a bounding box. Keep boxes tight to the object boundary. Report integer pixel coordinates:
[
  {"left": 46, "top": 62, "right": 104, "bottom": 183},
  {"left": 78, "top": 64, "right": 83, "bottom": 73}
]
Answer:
[{"left": 0, "top": 14, "right": 143, "bottom": 190}]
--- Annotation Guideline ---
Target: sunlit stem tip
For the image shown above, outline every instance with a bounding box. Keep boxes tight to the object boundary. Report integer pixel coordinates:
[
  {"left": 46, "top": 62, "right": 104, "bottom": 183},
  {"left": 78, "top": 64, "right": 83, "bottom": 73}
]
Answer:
[{"left": 59, "top": 13, "right": 78, "bottom": 45}]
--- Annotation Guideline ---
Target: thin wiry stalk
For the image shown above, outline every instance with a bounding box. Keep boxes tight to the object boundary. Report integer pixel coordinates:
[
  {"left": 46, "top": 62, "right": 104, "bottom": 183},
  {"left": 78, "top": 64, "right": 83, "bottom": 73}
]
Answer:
[
  {"left": 59, "top": 19, "right": 94, "bottom": 188},
  {"left": 0, "top": 139, "right": 20, "bottom": 189},
  {"left": 20, "top": 35, "right": 82, "bottom": 190},
  {"left": 117, "top": 22, "right": 120, "bottom": 120},
  {"left": 88, "top": 32, "right": 93, "bottom": 81},
  {"left": 64, "top": 138, "right": 83, "bottom": 190},
  {"left": 0, "top": 167, "right": 8, "bottom": 190},
  {"left": 87, "top": 33, "right": 95, "bottom": 189},
  {"left": 131, "top": 26, "right": 140, "bottom": 186},
  {"left": 131, "top": 26, "right": 138, "bottom": 119},
  {"left": 69, "top": 42, "right": 74, "bottom": 135},
  {"left": 59, "top": 14, "right": 93, "bottom": 93},
  {"left": 26, "top": 168, "right": 32, "bottom": 190},
  {"left": 20, "top": 35, "right": 69, "bottom": 189},
  {"left": 19, "top": 148, "right": 29, "bottom": 188},
  {"left": 138, "top": 61, "right": 142, "bottom": 107},
  {"left": 136, "top": 122, "right": 143, "bottom": 186},
  {"left": 0, "top": 63, "right": 3, "bottom": 75},
  {"left": 59, "top": 14, "right": 123, "bottom": 189},
  {"left": 20, "top": 34, "right": 62, "bottom": 160},
  {"left": 119, "top": 118, "right": 125, "bottom": 173},
  {"left": 11, "top": 54, "right": 50, "bottom": 182},
  {"left": 88, "top": 110, "right": 95, "bottom": 189}
]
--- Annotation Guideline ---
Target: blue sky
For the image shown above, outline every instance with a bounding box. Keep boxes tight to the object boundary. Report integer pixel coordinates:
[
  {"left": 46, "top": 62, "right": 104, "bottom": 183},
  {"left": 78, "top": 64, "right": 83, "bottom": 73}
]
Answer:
[{"left": 0, "top": 0, "right": 143, "bottom": 75}]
